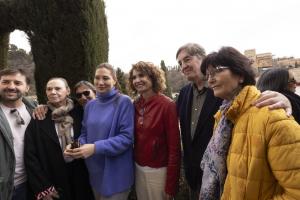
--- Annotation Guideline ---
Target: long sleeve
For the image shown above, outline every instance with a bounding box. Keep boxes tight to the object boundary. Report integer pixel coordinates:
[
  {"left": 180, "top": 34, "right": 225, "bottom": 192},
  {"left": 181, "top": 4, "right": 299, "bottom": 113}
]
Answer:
[
  {"left": 94, "top": 98, "right": 134, "bottom": 156},
  {"left": 24, "top": 119, "right": 53, "bottom": 196},
  {"left": 164, "top": 101, "right": 181, "bottom": 196},
  {"left": 78, "top": 110, "right": 88, "bottom": 145},
  {"left": 267, "top": 117, "right": 300, "bottom": 200}
]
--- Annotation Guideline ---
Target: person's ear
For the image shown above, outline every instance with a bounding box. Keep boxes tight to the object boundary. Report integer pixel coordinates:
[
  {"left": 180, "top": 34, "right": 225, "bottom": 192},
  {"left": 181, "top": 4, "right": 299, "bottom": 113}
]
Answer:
[
  {"left": 67, "top": 87, "right": 71, "bottom": 96},
  {"left": 25, "top": 85, "right": 30, "bottom": 94}
]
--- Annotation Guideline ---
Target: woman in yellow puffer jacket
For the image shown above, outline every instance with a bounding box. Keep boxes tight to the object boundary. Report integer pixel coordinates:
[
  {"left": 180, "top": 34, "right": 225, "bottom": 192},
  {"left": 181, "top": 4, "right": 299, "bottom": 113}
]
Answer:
[{"left": 199, "top": 46, "right": 300, "bottom": 200}]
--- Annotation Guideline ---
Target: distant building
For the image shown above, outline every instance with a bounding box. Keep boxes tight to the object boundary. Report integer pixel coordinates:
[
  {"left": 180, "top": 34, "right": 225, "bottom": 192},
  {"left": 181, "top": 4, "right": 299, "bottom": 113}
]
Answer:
[
  {"left": 274, "top": 57, "right": 300, "bottom": 68},
  {"left": 244, "top": 49, "right": 272, "bottom": 71},
  {"left": 244, "top": 49, "right": 300, "bottom": 72}
]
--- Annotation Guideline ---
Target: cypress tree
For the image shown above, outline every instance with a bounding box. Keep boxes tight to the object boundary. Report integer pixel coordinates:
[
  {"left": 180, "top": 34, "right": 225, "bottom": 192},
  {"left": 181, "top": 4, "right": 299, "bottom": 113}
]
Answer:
[
  {"left": 0, "top": 0, "right": 108, "bottom": 103},
  {"left": 0, "top": 32, "right": 9, "bottom": 69},
  {"left": 116, "top": 67, "right": 128, "bottom": 95},
  {"left": 160, "top": 60, "right": 172, "bottom": 98}
]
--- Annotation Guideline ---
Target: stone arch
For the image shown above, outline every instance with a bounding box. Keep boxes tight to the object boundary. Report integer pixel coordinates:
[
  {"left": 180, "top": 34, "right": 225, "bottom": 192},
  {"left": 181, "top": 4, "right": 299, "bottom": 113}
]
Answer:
[{"left": 0, "top": 0, "right": 108, "bottom": 102}]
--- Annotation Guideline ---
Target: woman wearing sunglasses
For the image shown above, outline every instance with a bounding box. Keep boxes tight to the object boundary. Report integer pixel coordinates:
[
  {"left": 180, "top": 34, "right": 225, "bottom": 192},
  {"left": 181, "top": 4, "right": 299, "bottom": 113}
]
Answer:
[
  {"left": 25, "top": 77, "right": 94, "bottom": 200},
  {"left": 257, "top": 68, "right": 300, "bottom": 123},
  {"left": 32, "top": 80, "right": 96, "bottom": 120},
  {"left": 74, "top": 81, "right": 96, "bottom": 107}
]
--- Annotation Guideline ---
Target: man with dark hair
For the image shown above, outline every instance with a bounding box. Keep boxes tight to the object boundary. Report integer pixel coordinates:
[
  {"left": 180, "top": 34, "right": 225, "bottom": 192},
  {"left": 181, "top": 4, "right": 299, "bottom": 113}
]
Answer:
[
  {"left": 0, "top": 68, "right": 36, "bottom": 200},
  {"left": 176, "top": 43, "right": 292, "bottom": 200}
]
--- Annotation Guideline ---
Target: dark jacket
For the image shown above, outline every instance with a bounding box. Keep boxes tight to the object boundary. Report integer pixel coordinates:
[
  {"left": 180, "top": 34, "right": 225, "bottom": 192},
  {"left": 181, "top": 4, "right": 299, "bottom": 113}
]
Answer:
[
  {"left": 24, "top": 104, "right": 94, "bottom": 200},
  {"left": 282, "top": 90, "right": 300, "bottom": 123},
  {"left": 176, "top": 84, "right": 222, "bottom": 190},
  {"left": 0, "top": 97, "right": 36, "bottom": 200}
]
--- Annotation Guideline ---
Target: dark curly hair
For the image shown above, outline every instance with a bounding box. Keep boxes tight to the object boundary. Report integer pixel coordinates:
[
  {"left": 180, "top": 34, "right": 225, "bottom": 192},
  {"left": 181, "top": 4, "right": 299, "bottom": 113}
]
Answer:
[{"left": 128, "top": 61, "right": 166, "bottom": 95}]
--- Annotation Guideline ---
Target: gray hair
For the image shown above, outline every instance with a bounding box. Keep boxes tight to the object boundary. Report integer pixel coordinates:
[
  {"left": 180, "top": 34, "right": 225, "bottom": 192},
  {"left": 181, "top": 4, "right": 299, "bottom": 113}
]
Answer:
[{"left": 176, "top": 43, "right": 206, "bottom": 59}]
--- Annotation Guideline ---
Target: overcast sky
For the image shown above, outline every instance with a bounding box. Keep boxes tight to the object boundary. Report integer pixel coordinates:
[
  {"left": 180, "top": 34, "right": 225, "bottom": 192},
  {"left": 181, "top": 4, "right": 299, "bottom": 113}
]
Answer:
[{"left": 10, "top": 0, "right": 300, "bottom": 72}]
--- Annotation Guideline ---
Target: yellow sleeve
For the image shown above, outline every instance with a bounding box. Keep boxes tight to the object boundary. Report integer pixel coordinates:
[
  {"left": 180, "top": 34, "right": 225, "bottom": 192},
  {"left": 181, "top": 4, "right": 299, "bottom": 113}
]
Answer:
[{"left": 267, "top": 114, "right": 300, "bottom": 200}]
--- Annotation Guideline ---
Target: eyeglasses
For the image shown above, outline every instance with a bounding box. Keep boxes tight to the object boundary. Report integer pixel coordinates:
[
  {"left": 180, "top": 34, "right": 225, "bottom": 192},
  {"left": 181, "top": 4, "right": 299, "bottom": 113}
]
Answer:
[
  {"left": 206, "top": 66, "right": 229, "bottom": 78},
  {"left": 288, "top": 78, "right": 296, "bottom": 84},
  {"left": 75, "top": 90, "right": 90, "bottom": 98}
]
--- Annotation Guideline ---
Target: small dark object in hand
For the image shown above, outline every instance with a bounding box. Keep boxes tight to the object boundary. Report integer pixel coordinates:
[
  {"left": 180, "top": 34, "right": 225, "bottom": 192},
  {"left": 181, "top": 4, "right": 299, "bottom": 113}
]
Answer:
[{"left": 71, "top": 140, "right": 80, "bottom": 149}]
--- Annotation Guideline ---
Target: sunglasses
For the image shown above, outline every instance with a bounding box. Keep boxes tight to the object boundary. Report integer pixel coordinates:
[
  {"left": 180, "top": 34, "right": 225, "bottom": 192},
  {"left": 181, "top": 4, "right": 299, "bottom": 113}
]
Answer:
[{"left": 75, "top": 90, "right": 90, "bottom": 98}]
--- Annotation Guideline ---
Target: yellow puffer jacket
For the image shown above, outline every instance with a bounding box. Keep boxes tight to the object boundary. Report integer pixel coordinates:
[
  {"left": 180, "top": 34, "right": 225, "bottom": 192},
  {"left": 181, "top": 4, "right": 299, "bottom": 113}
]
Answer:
[{"left": 216, "top": 86, "right": 300, "bottom": 200}]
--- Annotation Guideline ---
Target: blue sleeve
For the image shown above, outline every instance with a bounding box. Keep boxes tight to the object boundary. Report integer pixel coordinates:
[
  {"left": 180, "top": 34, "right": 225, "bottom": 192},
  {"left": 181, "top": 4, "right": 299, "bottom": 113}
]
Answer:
[
  {"left": 78, "top": 103, "right": 90, "bottom": 145},
  {"left": 94, "top": 97, "right": 134, "bottom": 156}
]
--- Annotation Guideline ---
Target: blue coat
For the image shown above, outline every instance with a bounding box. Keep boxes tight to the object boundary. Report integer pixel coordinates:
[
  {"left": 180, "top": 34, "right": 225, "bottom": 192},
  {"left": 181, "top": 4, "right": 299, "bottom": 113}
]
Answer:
[
  {"left": 79, "top": 88, "right": 134, "bottom": 197},
  {"left": 176, "top": 84, "right": 222, "bottom": 190}
]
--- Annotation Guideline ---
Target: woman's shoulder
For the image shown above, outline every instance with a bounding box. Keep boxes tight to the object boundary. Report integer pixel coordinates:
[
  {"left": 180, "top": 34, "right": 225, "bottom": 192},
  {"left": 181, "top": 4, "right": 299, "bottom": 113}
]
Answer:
[
  {"left": 117, "top": 94, "right": 133, "bottom": 104},
  {"left": 152, "top": 94, "right": 175, "bottom": 106},
  {"left": 246, "top": 105, "right": 293, "bottom": 125}
]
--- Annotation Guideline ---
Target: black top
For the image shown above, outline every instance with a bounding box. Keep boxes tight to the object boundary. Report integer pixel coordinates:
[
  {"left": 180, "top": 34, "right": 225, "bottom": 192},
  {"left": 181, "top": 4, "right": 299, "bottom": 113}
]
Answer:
[
  {"left": 24, "top": 104, "right": 94, "bottom": 200},
  {"left": 176, "top": 84, "right": 222, "bottom": 190},
  {"left": 282, "top": 90, "right": 300, "bottom": 124}
]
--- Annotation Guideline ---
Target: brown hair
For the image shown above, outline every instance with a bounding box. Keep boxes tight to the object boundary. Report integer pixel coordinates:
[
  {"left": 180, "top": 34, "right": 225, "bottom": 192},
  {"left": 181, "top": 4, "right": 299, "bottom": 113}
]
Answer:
[
  {"left": 128, "top": 61, "right": 166, "bottom": 94},
  {"left": 200, "top": 46, "right": 256, "bottom": 87},
  {"left": 0, "top": 68, "right": 30, "bottom": 84}
]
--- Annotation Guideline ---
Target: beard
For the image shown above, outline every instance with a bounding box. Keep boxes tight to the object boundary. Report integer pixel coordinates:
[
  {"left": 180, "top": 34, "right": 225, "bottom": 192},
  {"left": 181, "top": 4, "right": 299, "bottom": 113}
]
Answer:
[{"left": 0, "top": 88, "right": 23, "bottom": 102}]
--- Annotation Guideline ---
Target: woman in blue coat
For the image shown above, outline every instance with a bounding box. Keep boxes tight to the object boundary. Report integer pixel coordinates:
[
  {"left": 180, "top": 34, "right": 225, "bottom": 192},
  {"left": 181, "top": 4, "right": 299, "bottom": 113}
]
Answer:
[{"left": 65, "top": 63, "right": 134, "bottom": 200}]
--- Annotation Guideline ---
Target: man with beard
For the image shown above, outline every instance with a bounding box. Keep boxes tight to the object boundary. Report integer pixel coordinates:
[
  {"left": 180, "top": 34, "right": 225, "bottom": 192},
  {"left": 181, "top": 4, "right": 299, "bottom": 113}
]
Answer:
[{"left": 0, "top": 68, "right": 36, "bottom": 200}]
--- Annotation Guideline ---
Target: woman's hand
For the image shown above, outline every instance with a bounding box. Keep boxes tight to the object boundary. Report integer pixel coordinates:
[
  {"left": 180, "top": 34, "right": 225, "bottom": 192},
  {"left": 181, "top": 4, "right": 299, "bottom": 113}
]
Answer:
[
  {"left": 63, "top": 144, "right": 73, "bottom": 157},
  {"left": 32, "top": 105, "right": 48, "bottom": 120},
  {"left": 253, "top": 90, "right": 292, "bottom": 116},
  {"left": 42, "top": 190, "right": 59, "bottom": 200},
  {"left": 64, "top": 144, "right": 95, "bottom": 159}
]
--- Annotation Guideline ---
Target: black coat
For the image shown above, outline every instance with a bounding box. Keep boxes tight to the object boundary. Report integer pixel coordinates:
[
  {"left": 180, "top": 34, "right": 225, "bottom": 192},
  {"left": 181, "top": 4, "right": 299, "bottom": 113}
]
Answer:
[
  {"left": 176, "top": 85, "right": 222, "bottom": 190},
  {"left": 282, "top": 90, "right": 300, "bottom": 124},
  {"left": 24, "top": 105, "right": 94, "bottom": 200}
]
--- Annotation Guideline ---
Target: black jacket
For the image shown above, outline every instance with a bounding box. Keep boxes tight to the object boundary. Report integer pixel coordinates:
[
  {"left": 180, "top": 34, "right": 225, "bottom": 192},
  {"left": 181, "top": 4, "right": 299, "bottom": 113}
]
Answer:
[
  {"left": 282, "top": 90, "right": 300, "bottom": 124},
  {"left": 24, "top": 105, "right": 94, "bottom": 200},
  {"left": 176, "top": 85, "right": 222, "bottom": 190}
]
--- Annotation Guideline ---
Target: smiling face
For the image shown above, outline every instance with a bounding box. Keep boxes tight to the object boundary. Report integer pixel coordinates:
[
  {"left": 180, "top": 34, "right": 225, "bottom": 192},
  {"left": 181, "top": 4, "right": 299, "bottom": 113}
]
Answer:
[
  {"left": 0, "top": 73, "right": 29, "bottom": 107},
  {"left": 131, "top": 70, "right": 153, "bottom": 95},
  {"left": 177, "top": 49, "right": 205, "bottom": 82},
  {"left": 207, "top": 65, "right": 243, "bottom": 100},
  {"left": 94, "top": 67, "right": 116, "bottom": 94},
  {"left": 46, "top": 79, "right": 70, "bottom": 107}
]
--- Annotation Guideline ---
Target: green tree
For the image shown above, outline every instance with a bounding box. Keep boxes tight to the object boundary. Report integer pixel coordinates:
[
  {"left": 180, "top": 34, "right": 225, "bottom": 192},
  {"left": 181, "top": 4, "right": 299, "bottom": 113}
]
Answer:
[
  {"left": 116, "top": 67, "right": 128, "bottom": 95},
  {"left": 7, "top": 44, "right": 36, "bottom": 95},
  {"left": 0, "top": 32, "right": 9, "bottom": 69},
  {"left": 160, "top": 60, "right": 172, "bottom": 98},
  {"left": 0, "top": 0, "right": 108, "bottom": 103}
]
